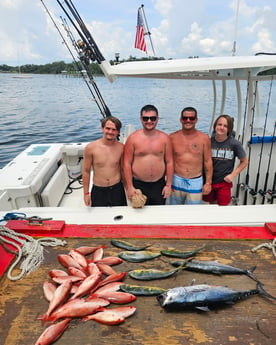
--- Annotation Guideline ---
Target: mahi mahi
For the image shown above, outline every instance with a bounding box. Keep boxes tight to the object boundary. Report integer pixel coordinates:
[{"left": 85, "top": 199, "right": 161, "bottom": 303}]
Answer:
[
  {"left": 160, "top": 245, "right": 205, "bottom": 258},
  {"left": 128, "top": 266, "right": 183, "bottom": 280},
  {"left": 120, "top": 284, "right": 166, "bottom": 296},
  {"left": 111, "top": 239, "right": 151, "bottom": 251},
  {"left": 118, "top": 250, "right": 161, "bottom": 263}
]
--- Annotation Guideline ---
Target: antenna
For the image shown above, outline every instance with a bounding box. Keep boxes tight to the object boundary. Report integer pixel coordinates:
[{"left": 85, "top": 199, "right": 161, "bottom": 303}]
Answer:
[{"left": 232, "top": 0, "right": 240, "bottom": 56}]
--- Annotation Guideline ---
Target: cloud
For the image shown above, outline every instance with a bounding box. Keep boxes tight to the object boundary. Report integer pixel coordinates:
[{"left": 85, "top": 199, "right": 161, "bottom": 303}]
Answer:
[
  {"left": 0, "top": 0, "right": 276, "bottom": 65},
  {"left": 252, "top": 29, "right": 275, "bottom": 53}
]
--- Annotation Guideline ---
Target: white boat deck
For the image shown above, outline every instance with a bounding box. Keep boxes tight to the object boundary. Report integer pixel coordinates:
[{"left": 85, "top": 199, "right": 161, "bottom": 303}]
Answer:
[
  {"left": 10, "top": 204, "right": 274, "bottom": 227},
  {"left": 2, "top": 185, "right": 275, "bottom": 227}
]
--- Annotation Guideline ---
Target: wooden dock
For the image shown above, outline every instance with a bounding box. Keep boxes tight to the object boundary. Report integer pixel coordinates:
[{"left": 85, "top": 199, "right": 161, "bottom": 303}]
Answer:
[{"left": 0, "top": 227, "right": 275, "bottom": 345}]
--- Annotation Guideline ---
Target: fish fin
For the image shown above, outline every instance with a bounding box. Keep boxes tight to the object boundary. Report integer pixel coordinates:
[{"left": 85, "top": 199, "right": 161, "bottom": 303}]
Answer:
[
  {"left": 248, "top": 266, "right": 257, "bottom": 273},
  {"left": 195, "top": 306, "right": 210, "bottom": 312},
  {"left": 257, "top": 282, "right": 276, "bottom": 300}
]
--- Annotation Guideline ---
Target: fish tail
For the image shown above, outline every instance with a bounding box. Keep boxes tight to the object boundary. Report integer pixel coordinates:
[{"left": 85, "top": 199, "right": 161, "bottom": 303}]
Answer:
[
  {"left": 246, "top": 266, "right": 261, "bottom": 283},
  {"left": 39, "top": 313, "right": 49, "bottom": 326},
  {"left": 194, "top": 245, "right": 206, "bottom": 253},
  {"left": 257, "top": 282, "right": 276, "bottom": 300}
]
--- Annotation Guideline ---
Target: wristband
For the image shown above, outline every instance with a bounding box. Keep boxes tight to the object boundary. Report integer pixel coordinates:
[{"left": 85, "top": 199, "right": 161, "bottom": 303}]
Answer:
[
  {"left": 165, "top": 184, "right": 171, "bottom": 187},
  {"left": 84, "top": 192, "right": 90, "bottom": 195}
]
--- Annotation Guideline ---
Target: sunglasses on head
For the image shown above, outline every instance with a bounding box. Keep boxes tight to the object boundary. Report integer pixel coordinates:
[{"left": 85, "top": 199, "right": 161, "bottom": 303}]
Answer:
[
  {"left": 182, "top": 116, "right": 197, "bottom": 121},
  {"left": 142, "top": 116, "right": 157, "bottom": 122}
]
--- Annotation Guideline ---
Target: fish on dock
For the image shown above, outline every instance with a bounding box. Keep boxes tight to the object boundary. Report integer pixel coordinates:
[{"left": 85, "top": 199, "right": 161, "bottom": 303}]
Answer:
[
  {"left": 160, "top": 245, "right": 205, "bottom": 258},
  {"left": 157, "top": 282, "right": 276, "bottom": 311},
  {"left": 111, "top": 239, "right": 151, "bottom": 251},
  {"left": 171, "top": 259, "right": 261, "bottom": 282},
  {"left": 118, "top": 250, "right": 161, "bottom": 263},
  {"left": 128, "top": 266, "right": 183, "bottom": 281},
  {"left": 120, "top": 283, "right": 166, "bottom": 296}
]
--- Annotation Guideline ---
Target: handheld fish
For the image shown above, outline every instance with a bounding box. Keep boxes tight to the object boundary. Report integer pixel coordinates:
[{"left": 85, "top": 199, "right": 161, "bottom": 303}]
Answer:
[{"left": 157, "top": 282, "right": 276, "bottom": 311}]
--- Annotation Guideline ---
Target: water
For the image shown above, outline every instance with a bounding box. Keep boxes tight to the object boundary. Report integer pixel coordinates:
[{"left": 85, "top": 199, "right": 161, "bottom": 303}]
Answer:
[{"left": 0, "top": 73, "right": 275, "bottom": 168}]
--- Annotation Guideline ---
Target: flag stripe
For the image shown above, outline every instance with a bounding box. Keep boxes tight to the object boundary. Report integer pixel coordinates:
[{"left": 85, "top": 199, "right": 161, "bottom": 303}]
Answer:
[{"left": 134, "top": 8, "right": 147, "bottom": 53}]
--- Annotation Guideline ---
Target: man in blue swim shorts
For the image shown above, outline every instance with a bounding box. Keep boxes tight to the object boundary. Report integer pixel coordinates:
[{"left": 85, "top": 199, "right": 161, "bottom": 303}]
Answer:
[{"left": 166, "top": 107, "right": 213, "bottom": 205}]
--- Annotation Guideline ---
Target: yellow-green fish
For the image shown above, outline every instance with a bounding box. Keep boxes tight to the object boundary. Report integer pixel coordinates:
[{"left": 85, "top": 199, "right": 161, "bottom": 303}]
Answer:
[
  {"left": 160, "top": 245, "right": 205, "bottom": 259},
  {"left": 128, "top": 266, "right": 183, "bottom": 281},
  {"left": 120, "top": 284, "right": 166, "bottom": 296},
  {"left": 111, "top": 239, "right": 151, "bottom": 251},
  {"left": 118, "top": 251, "right": 160, "bottom": 263}
]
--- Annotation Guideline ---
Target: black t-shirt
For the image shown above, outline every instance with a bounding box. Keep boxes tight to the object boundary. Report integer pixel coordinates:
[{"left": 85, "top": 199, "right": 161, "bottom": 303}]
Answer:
[{"left": 211, "top": 136, "right": 246, "bottom": 184}]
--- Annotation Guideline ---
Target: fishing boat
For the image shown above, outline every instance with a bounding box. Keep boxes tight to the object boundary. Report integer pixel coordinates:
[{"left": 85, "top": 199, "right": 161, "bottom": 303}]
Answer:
[
  {"left": 1, "top": 50, "right": 275, "bottom": 226},
  {"left": 0, "top": 2, "right": 275, "bottom": 344}
]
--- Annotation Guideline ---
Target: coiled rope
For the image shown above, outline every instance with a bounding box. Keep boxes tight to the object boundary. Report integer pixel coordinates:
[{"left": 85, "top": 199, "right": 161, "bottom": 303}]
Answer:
[
  {"left": 251, "top": 237, "right": 276, "bottom": 257},
  {"left": 0, "top": 225, "right": 67, "bottom": 281}
]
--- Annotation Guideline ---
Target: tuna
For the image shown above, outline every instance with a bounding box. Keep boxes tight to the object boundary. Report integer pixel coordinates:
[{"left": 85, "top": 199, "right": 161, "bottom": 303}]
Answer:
[{"left": 157, "top": 282, "right": 276, "bottom": 311}]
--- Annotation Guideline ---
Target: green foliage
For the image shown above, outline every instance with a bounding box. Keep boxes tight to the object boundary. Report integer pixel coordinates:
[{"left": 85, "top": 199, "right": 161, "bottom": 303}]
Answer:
[
  {"left": 0, "top": 56, "right": 166, "bottom": 74},
  {"left": 2, "top": 58, "right": 274, "bottom": 75},
  {"left": 0, "top": 61, "right": 103, "bottom": 75}
]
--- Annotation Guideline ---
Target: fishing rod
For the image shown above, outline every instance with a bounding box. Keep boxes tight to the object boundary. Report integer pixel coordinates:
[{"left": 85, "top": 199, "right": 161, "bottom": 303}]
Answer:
[
  {"left": 259, "top": 121, "right": 276, "bottom": 204},
  {"left": 56, "top": 0, "right": 104, "bottom": 63},
  {"left": 251, "top": 76, "right": 273, "bottom": 204},
  {"left": 61, "top": 17, "right": 111, "bottom": 117},
  {"left": 242, "top": 80, "right": 258, "bottom": 205},
  {"left": 269, "top": 172, "right": 276, "bottom": 204},
  {"left": 41, "top": 0, "right": 111, "bottom": 118},
  {"left": 234, "top": 72, "right": 250, "bottom": 205}
]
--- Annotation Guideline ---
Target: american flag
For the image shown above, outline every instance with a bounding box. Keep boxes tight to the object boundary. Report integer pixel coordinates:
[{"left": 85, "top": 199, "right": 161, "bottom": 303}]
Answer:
[{"left": 134, "top": 7, "right": 147, "bottom": 53}]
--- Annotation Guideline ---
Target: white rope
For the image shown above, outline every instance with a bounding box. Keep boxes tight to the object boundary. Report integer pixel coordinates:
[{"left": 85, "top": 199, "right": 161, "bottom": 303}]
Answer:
[
  {"left": 0, "top": 225, "right": 67, "bottom": 281},
  {"left": 251, "top": 237, "right": 276, "bottom": 258}
]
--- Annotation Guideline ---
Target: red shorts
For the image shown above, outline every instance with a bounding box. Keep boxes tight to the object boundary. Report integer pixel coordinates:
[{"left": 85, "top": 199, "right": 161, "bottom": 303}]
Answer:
[{"left": 203, "top": 181, "right": 233, "bottom": 206}]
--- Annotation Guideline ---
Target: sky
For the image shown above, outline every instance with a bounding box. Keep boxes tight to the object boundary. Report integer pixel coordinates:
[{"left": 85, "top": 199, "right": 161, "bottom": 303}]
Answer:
[{"left": 0, "top": 0, "right": 276, "bottom": 66}]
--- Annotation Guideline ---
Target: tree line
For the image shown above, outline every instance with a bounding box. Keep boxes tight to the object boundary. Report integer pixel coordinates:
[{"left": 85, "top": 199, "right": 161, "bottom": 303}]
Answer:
[
  {"left": 0, "top": 56, "right": 165, "bottom": 75},
  {"left": 0, "top": 58, "right": 275, "bottom": 75},
  {"left": 0, "top": 61, "right": 103, "bottom": 75}
]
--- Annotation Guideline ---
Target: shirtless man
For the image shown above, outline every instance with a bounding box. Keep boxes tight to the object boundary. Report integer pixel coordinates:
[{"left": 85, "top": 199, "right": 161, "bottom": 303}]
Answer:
[
  {"left": 82, "top": 116, "right": 127, "bottom": 207},
  {"left": 123, "top": 104, "right": 173, "bottom": 205},
  {"left": 167, "top": 106, "right": 213, "bottom": 205}
]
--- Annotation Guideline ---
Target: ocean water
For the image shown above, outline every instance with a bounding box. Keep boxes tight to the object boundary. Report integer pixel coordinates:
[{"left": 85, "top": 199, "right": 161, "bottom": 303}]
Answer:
[{"left": 0, "top": 73, "right": 275, "bottom": 168}]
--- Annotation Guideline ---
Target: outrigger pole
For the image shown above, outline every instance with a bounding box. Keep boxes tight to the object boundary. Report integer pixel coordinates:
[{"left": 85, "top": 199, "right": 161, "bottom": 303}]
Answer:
[
  {"left": 140, "top": 4, "right": 156, "bottom": 57},
  {"left": 56, "top": 0, "right": 105, "bottom": 64},
  {"left": 40, "top": 0, "right": 111, "bottom": 118}
]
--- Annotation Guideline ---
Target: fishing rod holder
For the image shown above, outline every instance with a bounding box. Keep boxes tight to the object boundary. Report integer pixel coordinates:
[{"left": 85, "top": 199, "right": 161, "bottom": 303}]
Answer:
[
  {"left": 249, "top": 189, "right": 257, "bottom": 197},
  {"left": 258, "top": 189, "right": 266, "bottom": 197}
]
